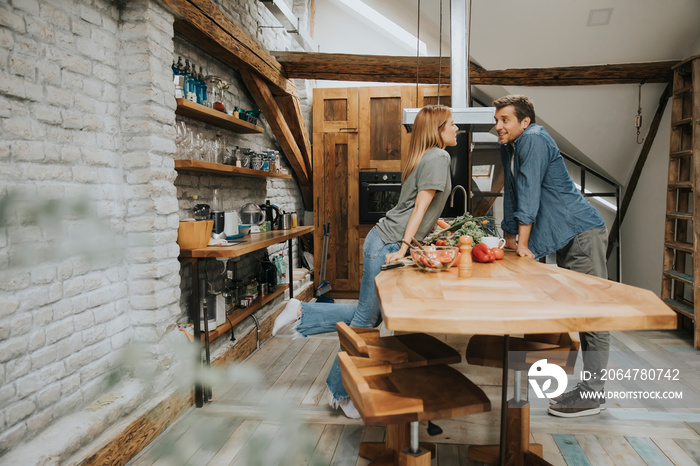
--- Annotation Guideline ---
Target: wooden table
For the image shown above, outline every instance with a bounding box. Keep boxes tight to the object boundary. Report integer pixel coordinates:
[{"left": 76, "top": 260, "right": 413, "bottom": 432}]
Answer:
[{"left": 375, "top": 252, "right": 677, "bottom": 465}]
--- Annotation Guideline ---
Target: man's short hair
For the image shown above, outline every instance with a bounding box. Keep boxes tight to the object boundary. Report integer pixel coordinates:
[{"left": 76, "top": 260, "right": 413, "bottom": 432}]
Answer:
[{"left": 492, "top": 95, "right": 537, "bottom": 124}]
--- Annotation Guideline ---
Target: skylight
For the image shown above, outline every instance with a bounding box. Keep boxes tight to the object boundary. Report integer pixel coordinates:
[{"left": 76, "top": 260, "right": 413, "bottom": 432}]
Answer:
[{"left": 334, "top": 0, "right": 428, "bottom": 54}]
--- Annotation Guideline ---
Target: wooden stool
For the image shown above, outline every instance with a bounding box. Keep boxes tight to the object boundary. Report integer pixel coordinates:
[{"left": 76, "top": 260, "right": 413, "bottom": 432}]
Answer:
[
  {"left": 337, "top": 322, "right": 461, "bottom": 369},
  {"left": 338, "top": 351, "right": 491, "bottom": 466},
  {"left": 466, "top": 333, "right": 580, "bottom": 465}
]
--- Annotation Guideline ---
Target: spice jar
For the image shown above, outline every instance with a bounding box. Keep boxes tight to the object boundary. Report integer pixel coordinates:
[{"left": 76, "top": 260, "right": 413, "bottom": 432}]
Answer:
[{"left": 291, "top": 212, "right": 298, "bottom": 228}]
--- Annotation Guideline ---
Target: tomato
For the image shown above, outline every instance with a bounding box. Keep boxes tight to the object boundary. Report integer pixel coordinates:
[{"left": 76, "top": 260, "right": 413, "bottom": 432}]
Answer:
[
  {"left": 491, "top": 248, "right": 505, "bottom": 260},
  {"left": 435, "top": 239, "right": 447, "bottom": 246},
  {"left": 438, "top": 252, "right": 453, "bottom": 264}
]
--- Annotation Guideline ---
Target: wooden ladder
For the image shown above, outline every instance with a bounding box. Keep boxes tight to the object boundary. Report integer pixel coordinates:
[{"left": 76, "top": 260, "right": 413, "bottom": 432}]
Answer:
[{"left": 662, "top": 55, "right": 700, "bottom": 347}]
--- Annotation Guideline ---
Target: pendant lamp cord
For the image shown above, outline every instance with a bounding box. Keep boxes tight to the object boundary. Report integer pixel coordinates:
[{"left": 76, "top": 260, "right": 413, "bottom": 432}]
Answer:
[
  {"left": 416, "top": 0, "right": 421, "bottom": 99},
  {"left": 437, "top": 0, "right": 443, "bottom": 104},
  {"left": 468, "top": 0, "right": 472, "bottom": 105}
]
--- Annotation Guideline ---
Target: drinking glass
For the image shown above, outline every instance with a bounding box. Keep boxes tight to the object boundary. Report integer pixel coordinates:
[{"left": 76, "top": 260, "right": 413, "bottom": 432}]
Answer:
[
  {"left": 175, "top": 121, "right": 188, "bottom": 144},
  {"left": 193, "top": 132, "right": 205, "bottom": 161},
  {"left": 212, "top": 137, "right": 226, "bottom": 164},
  {"left": 184, "top": 129, "right": 197, "bottom": 159}
]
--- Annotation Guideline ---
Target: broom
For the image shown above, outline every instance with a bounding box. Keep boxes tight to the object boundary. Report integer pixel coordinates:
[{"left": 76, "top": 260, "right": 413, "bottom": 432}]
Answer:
[{"left": 316, "top": 222, "right": 333, "bottom": 299}]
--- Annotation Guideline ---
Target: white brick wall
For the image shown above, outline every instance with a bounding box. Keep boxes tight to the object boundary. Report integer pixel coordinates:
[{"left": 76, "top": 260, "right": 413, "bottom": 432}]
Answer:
[{"left": 0, "top": 0, "right": 312, "bottom": 461}]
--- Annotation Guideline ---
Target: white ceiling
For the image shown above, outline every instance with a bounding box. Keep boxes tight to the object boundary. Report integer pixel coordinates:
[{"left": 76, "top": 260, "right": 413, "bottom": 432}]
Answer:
[{"left": 313, "top": 0, "right": 700, "bottom": 185}]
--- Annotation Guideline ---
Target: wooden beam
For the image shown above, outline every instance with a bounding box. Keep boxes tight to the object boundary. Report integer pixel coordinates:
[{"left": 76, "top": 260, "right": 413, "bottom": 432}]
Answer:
[
  {"left": 240, "top": 70, "right": 313, "bottom": 207},
  {"left": 161, "top": 0, "right": 295, "bottom": 95},
  {"left": 606, "top": 83, "right": 673, "bottom": 258},
  {"left": 275, "top": 93, "right": 313, "bottom": 177},
  {"left": 272, "top": 52, "right": 677, "bottom": 86}
]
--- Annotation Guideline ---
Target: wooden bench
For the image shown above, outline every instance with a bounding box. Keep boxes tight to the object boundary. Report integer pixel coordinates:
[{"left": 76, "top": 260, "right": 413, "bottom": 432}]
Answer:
[
  {"left": 336, "top": 322, "right": 461, "bottom": 369},
  {"left": 338, "top": 351, "right": 490, "bottom": 465}
]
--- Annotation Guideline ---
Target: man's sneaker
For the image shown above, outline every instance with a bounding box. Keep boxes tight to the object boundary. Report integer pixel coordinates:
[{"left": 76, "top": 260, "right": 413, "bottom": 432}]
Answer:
[
  {"left": 548, "top": 396, "right": 601, "bottom": 418},
  {"left": 549, "top": 385, "right": 581, "bottom": 405},
  {"left": 549, "top": 385, "right": 606, "bottom": 409}
]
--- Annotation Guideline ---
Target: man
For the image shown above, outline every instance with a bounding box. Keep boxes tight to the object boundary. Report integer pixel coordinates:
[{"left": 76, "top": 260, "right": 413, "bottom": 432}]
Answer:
[{"left": 493, "top": 94, "right": 609, "bottom": 418}]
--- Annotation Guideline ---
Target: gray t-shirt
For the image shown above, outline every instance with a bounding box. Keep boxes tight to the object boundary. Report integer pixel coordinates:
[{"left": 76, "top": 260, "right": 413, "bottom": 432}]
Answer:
[{"left": 375, "top": 147, "right": 451, "bottom": 243}]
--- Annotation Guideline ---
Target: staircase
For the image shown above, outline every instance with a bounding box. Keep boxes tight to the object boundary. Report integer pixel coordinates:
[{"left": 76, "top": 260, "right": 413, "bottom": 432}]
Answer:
[{"left": 662, "top": 55, "right": 700, "bottom": 348}]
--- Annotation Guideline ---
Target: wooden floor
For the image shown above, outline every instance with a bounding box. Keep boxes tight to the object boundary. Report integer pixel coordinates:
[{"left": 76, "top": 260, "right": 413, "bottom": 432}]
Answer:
[{"left": 129, "top": 307, "right": 700, "bottom": 466}]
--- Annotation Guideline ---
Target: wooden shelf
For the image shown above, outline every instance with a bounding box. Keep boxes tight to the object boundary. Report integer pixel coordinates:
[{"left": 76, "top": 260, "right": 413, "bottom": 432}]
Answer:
[
  {"left": 174, "top": 159, "right": 292, "bottom": 179},
  {"left": 175, "top": 98, "right": 263, "bottom": 134},
  {"left": 179, "top": 225, "right": 314, "bottom": 258},
  {"left": 203, "top": 285, "right": 288, "bottom": 344}
]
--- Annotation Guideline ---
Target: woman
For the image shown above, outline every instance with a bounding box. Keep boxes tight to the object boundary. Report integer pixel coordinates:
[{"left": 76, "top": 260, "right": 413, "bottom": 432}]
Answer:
[{"left": 273, "top": 105, "right": 458, "bottom": 418}]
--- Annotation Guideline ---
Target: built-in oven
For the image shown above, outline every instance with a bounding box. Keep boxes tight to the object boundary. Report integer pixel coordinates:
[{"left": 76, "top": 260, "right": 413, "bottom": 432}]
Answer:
[{"left": 359, "top": 171, "right": 402, "bottom": 224}]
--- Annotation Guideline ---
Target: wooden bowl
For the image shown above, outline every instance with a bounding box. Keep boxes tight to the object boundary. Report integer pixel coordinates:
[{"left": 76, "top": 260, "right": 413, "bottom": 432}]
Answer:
[{"left": 177, "top": 220, "right": 213, "bottom": 250}]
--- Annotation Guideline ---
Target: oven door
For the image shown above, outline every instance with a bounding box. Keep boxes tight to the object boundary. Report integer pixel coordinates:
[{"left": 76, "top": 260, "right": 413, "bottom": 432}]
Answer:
[{"left": 359, "top": 173, "right": 402, "bottom": 224}]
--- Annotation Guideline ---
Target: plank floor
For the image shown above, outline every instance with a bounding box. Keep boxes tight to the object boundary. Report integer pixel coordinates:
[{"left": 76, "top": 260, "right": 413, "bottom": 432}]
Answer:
[{"left": 129, "top": 302, "right": 700, "bottom": 465}]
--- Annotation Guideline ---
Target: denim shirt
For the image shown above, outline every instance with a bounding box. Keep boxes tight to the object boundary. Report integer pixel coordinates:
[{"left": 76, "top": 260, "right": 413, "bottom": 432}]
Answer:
[{"left": 501, "top": 124, "right": 604, "bottom": 259}]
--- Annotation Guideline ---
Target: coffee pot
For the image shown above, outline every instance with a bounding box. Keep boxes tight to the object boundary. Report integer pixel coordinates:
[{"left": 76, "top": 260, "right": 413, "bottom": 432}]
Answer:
[{"left": 259, "top": 200, "right": 280, "bottom": 229}]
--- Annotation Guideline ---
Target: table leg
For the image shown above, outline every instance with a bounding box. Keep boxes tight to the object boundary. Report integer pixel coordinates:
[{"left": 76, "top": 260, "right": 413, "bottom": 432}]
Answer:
[
  {"left": 288, "top": 238, "right": 294, "bottom": 297},
  {"left": 200, "top": 273, "right": 212, "bottom": 402},
  {"left": 188, "top": 258, "right": 203, "bottom": 408},
  {"left": 468, "top": 335, "right": 548, "bottom": 466},
  {"left": 500, "top": 334, "right": 509, "bottom": 465}
]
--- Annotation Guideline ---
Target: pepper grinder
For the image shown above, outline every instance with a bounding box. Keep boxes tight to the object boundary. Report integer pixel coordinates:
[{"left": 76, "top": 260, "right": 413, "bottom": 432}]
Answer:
[{"left": 458, "top": 235, "right": 473, "bottom": 279}]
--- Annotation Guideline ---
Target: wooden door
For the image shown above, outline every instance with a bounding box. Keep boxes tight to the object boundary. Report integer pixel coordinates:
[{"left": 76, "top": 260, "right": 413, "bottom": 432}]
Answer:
[
  {"left": 312, "top": 88, "right": 361, "bottom": 294},
  {"left": 358, "top": 86, "right": 415, "bottom": 172}
]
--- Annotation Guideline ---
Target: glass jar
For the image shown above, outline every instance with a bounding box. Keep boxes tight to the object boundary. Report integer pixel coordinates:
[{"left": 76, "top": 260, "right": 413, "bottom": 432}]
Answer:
[
  {"left": 204, "top": 76, "right": 224, "bottom": 110},
  {"left": 250, "top": 153, "right": 263, "bottom": 171},
  {"left": 229, "top": 146, "right": 241, "bottom": 167}
]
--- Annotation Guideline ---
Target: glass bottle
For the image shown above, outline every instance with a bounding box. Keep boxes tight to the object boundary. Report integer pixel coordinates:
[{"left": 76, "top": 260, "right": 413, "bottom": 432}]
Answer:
[
  {"left": 187, "top": 62, "right": 199, "bottom": 102},
  {"left": 197, "top": 66, "right": 207, "bottom": 106},
  {"left": 211, "top": 188, "right": 223, "bottom": 212},
  {"left": 184, "top": 60, "right": 196, "bottom": 102}
]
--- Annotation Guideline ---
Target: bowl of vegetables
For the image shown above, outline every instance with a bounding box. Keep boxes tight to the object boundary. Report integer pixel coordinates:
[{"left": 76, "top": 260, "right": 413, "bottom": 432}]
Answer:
[{"left": 411, "top": 246, "right": 459, "bottom": 272}]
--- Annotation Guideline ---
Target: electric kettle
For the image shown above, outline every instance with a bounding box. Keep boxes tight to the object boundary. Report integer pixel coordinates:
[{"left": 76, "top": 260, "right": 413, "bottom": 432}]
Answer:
[{"left": 260, "top": 200, "right": 280, "bottom": 229}]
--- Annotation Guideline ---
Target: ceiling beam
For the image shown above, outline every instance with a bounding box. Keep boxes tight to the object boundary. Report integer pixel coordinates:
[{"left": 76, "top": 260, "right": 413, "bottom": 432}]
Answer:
[
  {"left": 275, "top": 94, "right": 313, "bottom": 178},
  {"left": 272, "top": 52, "right": 677, "bottom": 86},
  {"left": 240, "top": 71, "right": 313, "bottom": 207},
  {"left": 161, "top": 0, "right": 295, "bottom": 95}
]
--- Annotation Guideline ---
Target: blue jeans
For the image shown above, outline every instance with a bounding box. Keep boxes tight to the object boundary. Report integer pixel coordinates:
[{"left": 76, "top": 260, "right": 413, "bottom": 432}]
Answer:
[{"left": 296, "top": 227, "right": 400, "bottom": 403}]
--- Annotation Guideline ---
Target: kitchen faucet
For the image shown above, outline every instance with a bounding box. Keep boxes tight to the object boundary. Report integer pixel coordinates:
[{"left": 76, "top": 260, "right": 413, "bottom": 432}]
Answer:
[{"left": 450, "top": 185, "right": 468, "bottom": 215}]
